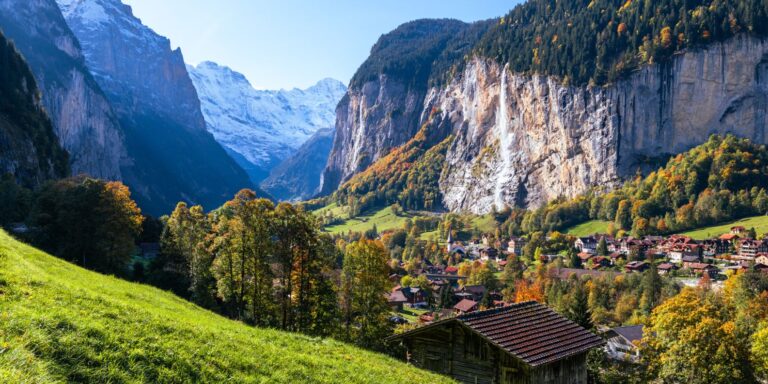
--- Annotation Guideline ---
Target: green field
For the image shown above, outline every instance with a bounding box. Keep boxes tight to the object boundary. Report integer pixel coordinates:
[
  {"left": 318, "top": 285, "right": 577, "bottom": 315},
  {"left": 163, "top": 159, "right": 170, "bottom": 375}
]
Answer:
[
  {"left": 564, "top": 220, "right": 611, "bottom": 237},
  {"left": 312, "top": 202, "right": 348, "bottom": 218},
  {"left": 324, "top": 206, "right": 411, "bottom": 234},
  {"left": 0, "top": 230, "right": 453, "bottom": 383},
  {"left": 680, "top": 215, "right": 768, "bottom": 240},
  {"left": 470, "top": 214, "right": 498, "bottom": 234}
]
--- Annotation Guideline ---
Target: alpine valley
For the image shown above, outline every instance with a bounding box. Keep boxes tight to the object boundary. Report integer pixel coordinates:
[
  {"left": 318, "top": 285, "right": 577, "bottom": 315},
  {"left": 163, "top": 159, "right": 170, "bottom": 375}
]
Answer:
[{"left": 9, "top": 1, "right": 768, "bottom": 383}]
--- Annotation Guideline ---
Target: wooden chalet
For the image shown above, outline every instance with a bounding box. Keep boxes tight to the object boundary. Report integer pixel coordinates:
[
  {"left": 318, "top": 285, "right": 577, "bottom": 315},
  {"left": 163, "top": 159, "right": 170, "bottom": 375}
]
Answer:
[
  {"left": 454, "top": 299, "right": 478, "bottom": 315},
  {"left": 388, "top": 301, "right": 604, "bottom": 384},
  {"left": 387, "top": 290, "right": 408, "bottom": 311},
  {"left": 625, "top": 261, "right": 649, "bottom": 273}
]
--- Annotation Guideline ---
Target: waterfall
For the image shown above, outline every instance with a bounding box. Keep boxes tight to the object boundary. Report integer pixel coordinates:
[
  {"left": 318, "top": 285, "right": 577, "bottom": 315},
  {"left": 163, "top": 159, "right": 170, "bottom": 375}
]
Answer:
[
  {"left": 349, "top": 96, "right": 366, "bottom": 170},
  {"left": 494, "top": 65, "right": 512, "bottom": 209}
]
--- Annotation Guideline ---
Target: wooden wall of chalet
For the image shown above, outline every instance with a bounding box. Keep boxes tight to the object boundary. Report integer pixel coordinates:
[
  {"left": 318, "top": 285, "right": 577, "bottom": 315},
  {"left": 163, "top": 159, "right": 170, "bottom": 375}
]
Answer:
[{"left": 401, "top": 322, "right": 589, "bottom": 384}]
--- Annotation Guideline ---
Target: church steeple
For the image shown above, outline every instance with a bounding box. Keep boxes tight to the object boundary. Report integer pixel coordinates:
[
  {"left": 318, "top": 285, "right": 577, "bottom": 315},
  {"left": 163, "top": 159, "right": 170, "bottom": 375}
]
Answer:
[{"left": 446, "top": 230, "right": 453, "bottom": 253}]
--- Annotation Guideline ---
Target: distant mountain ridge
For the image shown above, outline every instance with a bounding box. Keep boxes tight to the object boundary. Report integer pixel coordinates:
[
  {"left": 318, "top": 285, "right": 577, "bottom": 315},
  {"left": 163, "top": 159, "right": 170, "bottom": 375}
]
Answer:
[
  {"left": 260, "top": 128, "right": 335, "bottom": 201},
  {"left": 188, "top": 61, "right": 346, "bottom": 183}
]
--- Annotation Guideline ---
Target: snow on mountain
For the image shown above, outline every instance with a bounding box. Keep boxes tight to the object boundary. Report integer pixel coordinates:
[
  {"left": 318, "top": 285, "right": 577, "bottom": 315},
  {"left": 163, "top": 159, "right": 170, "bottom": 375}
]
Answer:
[{"left": 188, "top": 61, "right": 346, "bottom": 182}]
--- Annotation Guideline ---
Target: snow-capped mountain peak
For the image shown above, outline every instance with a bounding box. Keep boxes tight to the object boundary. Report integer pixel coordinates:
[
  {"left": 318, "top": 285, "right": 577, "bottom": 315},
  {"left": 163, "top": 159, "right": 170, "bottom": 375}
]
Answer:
[{"left": 188, "top": 61, "right": 346, "bottom": 182}]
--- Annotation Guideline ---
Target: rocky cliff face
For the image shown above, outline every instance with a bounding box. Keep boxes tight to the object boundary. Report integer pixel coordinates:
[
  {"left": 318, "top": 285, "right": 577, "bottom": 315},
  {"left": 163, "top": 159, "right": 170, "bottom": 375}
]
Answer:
[
  {"left": 0, "top": 30, "right": 68, "bottom": 187},
  {"left": 437, "top": 35, "right": 768, "bottom": 213},
  {"left": 188, "top": 62, "right": 346, "bottom": 183},
  {"left": 56, "top": 0, "right": 254, "bottom": 215},
  {"left": 328, "top": 35, "right": 768, "bottom": 214},
  {"left": 0, "top": 0, "right": 124, "bottom": 180},
  {"left": 320, "top": 75, "right": 427, "bottom": 194}
]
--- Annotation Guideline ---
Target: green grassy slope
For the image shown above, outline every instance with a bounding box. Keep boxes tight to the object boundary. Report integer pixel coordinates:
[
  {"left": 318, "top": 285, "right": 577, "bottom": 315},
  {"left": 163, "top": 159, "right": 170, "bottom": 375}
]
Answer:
[
  {"left": 679, "top": 215, "right": 768, "bottom": 240},
  {"left": 324, "top": 207, "right": 410, "bottom": 234},
  {"left": 0, "top": 230, "right": 453, "bottom": 383},
  {"left": 564, "top": 220, "right": 612, "bottom": 237}
]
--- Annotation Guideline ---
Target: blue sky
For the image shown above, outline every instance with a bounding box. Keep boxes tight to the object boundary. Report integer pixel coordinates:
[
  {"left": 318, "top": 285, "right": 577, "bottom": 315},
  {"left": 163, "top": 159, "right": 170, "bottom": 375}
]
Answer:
[{"left": 122, "top": 0, "right": 521, "bottom": 90}]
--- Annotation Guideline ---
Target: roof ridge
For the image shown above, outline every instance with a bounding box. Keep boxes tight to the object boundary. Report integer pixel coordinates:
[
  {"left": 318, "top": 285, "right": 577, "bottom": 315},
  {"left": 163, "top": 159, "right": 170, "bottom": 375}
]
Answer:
[{"left": 457, "top": 300, "right": 538, "bottom": 320}]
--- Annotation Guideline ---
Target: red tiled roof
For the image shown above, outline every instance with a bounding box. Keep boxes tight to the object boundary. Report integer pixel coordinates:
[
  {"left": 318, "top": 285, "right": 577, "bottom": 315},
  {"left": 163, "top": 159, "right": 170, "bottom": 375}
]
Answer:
[
  {"left": 458, "top": 301, "right": 604, "bottom": 367},
  {"left": 454, "top": 299, "right": 478, "bottom": 313}
]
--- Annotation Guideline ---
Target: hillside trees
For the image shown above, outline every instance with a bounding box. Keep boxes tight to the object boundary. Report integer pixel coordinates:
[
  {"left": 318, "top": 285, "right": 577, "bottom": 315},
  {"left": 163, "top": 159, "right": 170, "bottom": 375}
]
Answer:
[
  {"left": 340, "top": 238, "right": 393, "bottom": 350},
  {"left": 0, "top": 174, "right": 32, "bottom": 227},
  {"left": 163, "top": 202, "right": 213, "bottom": 306},
  {"left": 635, "top": 271, "right": 768, "bottom": 382},
  {"left": 29, "top": 176, "right": 143, "bottom": 275},
  {"left": 510, "top": 135, "right": 768, "bottom": 237},
  {"left": 156, "top": 190, "right": 345, "bottom": 338}
]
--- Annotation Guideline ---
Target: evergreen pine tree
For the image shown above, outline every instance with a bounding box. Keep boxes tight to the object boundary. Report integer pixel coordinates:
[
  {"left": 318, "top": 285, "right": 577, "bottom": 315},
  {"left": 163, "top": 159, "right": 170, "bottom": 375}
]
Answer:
[{"left": 569, "top": 284, "right": 593, "bottom": 330}]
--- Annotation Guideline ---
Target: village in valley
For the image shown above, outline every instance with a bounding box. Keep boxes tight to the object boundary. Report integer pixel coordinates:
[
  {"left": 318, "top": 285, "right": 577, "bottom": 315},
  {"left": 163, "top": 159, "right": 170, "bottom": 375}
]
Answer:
[{"left": 385, "top": 223, "right": 768, "bottom": 371}]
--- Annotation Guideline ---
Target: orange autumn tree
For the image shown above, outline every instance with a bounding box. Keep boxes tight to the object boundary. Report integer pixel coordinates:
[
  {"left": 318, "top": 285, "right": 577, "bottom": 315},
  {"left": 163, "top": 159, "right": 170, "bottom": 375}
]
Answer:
[
  {"left": 30, "top": 176, "right": 143, "bottom": 275},
  {"left": 514, "top": 279, "right": 544, "bottom": 303}
]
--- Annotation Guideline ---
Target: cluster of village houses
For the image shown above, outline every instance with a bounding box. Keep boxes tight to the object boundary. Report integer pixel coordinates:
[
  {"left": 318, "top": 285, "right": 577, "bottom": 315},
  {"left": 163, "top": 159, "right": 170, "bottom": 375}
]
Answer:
[{"left": 386, "top": 225, "right": 768, "bottom": 368}]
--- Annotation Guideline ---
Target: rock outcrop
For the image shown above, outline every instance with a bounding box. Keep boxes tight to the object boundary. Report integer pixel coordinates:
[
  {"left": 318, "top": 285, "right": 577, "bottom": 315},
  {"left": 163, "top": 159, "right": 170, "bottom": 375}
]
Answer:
[{"left": 0, "top": 0, "right": 124, "bottom": 180}]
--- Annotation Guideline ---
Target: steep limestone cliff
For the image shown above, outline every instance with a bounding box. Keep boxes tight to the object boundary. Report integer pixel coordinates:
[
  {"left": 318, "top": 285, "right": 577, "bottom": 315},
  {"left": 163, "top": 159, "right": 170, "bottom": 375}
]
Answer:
[
  {"left": 0, "top": 30, "right": 68, "bottom": 187},
  {"left": 320, "top": 76, "right": 427, "bottom": 194},
  {"left": 328, "top": 34, "right": 768, "bottom": 214},
  {"left": 0, "top": 0, "right": 124, "bottom": 180},
  {"left": 319, "top": 19, "right": 481, "bottom": 195},
  {"left": 436, "top": 35, "right": 768, "bottom": 213}
]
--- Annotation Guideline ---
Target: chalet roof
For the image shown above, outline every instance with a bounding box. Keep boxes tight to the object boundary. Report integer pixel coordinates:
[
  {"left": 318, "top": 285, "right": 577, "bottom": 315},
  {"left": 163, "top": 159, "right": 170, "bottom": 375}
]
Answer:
[
  {"left": 688, "top": 262, "right": 717, "bottom": 270},
  {"left": 611, "top": 325, "right": 643, "bottom": 343},
  {"left": 456, "top": 302, "right": 604, "bottom": 366},
  {"left": 387, "top": 290, "right": 407, "bottom": 303},
  {"left": 720, "top": 233, "right": 739, "bottom": 241},
  {"left": 682, "top": 255, "right": 700, "bottom": 262},
  {"left": 625, "top": 261, "right": 647, "bottom": 269},
  {"left": 453, "top": 299, "right": 478, "bottom": 313},
  {"left": 389, "top": 301, "right": 604, "bottom": 368},
  {"left": 463, "top": 285, "right": 486, "bottom": 295},
  {"left": 657, "top": 263, "right": 677, "bottom": 271}
]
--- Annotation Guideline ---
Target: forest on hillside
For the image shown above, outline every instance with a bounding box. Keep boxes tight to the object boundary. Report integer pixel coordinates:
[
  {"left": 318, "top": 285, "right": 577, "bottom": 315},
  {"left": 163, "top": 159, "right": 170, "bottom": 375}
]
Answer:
[{"left": 477, "top": 0, "right": 768, "bottom": 85}]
